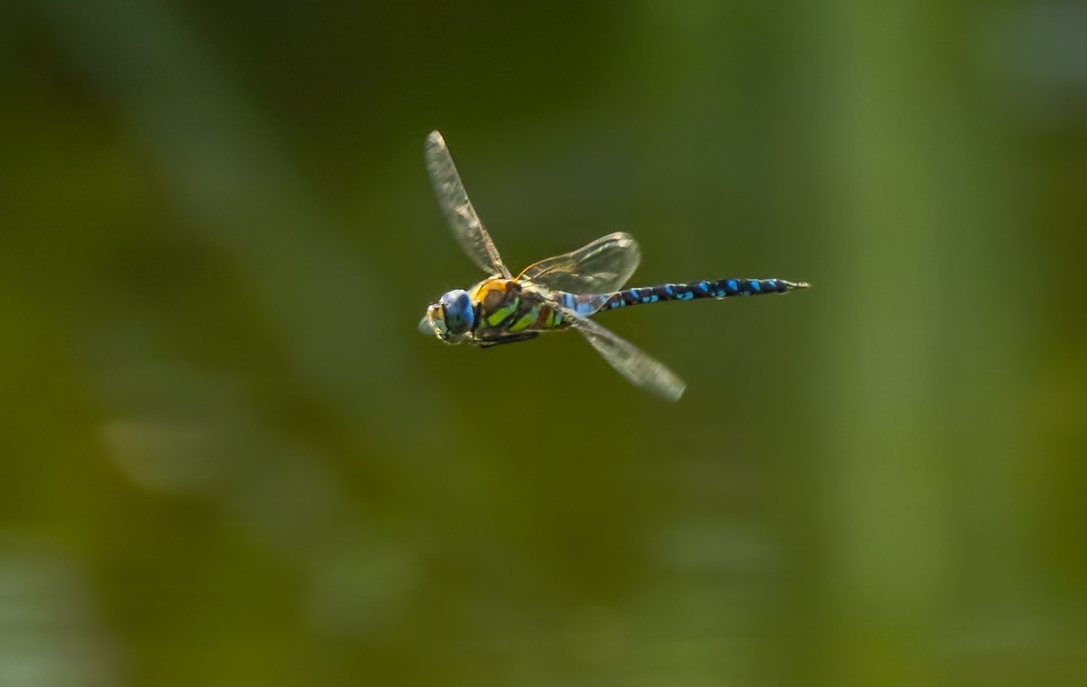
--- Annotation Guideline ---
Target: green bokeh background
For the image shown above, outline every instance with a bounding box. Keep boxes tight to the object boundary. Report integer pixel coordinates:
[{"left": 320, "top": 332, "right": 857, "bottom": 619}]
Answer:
[{"left": 2, "top": 1, "right": 1085, "bottom": 685}]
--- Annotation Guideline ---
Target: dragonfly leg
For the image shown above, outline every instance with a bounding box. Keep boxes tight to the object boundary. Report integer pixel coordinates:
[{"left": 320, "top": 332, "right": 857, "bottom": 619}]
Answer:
[{"left": 478, "top": 332, "right": 540, "bottom": 348}]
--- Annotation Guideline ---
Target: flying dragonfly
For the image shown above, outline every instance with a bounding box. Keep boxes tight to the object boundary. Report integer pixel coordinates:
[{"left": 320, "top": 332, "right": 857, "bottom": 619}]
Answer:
[{"left": 418, "top": 131, "right": 808, "bottom": 401}]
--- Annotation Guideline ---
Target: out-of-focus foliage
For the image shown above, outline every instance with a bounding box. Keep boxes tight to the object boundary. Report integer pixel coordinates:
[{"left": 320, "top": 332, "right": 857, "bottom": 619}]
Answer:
[{"left": 1, "top": 0, "right": 1085, "bottom": 685}]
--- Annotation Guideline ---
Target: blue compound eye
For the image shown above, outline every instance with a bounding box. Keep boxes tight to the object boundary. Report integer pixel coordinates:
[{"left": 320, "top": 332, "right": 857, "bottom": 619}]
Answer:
[{"left": 439, "top": 289, "right": 474, "bottom": 336}]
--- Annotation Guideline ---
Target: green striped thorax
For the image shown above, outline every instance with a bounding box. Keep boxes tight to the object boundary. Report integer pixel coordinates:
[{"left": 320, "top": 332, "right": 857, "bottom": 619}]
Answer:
[{"left": 418, "top": 289, "right": 475, "bottom": 343}]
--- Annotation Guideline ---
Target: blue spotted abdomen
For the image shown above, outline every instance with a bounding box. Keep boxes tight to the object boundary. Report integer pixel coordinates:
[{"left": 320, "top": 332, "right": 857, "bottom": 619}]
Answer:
[{"left": 554, "top": 277, "right": 809, "bottom": 318}]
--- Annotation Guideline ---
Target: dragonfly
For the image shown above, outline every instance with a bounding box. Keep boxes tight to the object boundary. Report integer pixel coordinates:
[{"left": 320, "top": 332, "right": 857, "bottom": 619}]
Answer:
[{"left": 418, "top": 131, "right": 808, "bottom": 401}]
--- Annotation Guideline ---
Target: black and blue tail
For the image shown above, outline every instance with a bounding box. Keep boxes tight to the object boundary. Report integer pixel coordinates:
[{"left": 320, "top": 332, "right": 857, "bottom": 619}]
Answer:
[{"left": 600, "top": 277, "right": 809, "bottom": 311}]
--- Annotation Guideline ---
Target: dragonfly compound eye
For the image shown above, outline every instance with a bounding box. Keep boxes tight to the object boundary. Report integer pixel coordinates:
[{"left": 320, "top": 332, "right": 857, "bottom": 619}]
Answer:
[{"left": 439, "top": 289, "right": 475, "bottom": 336}]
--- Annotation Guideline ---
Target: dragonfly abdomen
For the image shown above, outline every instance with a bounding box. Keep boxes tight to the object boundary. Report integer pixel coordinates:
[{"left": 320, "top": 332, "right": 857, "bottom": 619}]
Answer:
[
  {"left": 599, "top": 278, "right": 808, "bottom": 312},
  {"left": 552, "top": 278, "right": 808, "bottom": 320}
]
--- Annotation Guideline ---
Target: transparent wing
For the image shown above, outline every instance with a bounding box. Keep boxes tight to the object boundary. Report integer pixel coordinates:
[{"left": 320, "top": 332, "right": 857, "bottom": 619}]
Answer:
[
  {"left": 518, "top": 232, "right": 641, "bottom": 295},
  {"left": 425, "top": 131, "right": 511, "bottom": 279},
  {"left": 552, "top": 303, "right": 686, "bottom": 401}
]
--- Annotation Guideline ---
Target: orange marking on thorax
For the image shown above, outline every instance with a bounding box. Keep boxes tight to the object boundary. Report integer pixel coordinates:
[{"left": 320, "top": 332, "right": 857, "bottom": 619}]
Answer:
[
  {"left": 470, "top": 278, "right": 523, "bottom": 331},
  {"left": 469, "top": 278, "right": 509, "bottom": 301}
]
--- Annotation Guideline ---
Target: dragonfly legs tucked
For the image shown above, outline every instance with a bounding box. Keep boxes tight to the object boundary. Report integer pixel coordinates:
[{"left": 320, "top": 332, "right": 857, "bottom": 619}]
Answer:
[{"left": 478, "top": 332, "right": 541, "bottom": 348}]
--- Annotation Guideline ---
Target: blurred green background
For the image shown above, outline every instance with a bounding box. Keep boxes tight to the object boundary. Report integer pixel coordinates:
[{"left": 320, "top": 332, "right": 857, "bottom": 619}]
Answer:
[{"left": 1, "top": 0, "right": 1085, "bottom": 685}]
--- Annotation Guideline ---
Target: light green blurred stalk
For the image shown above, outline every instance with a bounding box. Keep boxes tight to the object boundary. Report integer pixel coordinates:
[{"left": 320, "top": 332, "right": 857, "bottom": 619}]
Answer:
[{"left": 815, "top": 0, "right": 1038, "bottom": 684}]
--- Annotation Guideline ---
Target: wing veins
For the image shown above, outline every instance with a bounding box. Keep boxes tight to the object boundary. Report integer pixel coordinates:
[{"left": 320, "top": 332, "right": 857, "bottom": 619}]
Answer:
[
  {"left": 425, "top": 131, "right": 511, "bottom": 278},
  {"left": 550, "top": 301, "right": 686, "bottom": 401},
  {"left": 518, "top": 232, "right": 641, "bottom": 295}
]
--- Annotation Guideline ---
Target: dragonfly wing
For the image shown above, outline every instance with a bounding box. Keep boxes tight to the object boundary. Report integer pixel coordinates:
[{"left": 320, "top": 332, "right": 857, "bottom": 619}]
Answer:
[
  {"left": 425, "top": 131, "right": 512, "bottom": 279},
  {"left": 518, "top": 232, "right": 641, "bottom": 294},
  {"left": 553, "top": 304, "right": 685, "bottom": 401}
]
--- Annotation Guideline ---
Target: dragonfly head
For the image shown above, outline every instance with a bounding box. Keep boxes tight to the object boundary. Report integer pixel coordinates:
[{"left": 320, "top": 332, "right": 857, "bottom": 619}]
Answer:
[{"left": 419, "top": 289, "right": 475, "bottom": 343}]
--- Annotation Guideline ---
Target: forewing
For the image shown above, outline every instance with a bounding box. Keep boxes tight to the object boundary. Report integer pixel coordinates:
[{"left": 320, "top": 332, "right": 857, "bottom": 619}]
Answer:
[
  {"left": 518, "top": 232, "right": 641, "bottom": 295},
  {"left": 554, "top": 304, "right": 685, "bottom": 401},
  {"left": 425, "top": 131, "right": 511, "bottom": 278}
]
